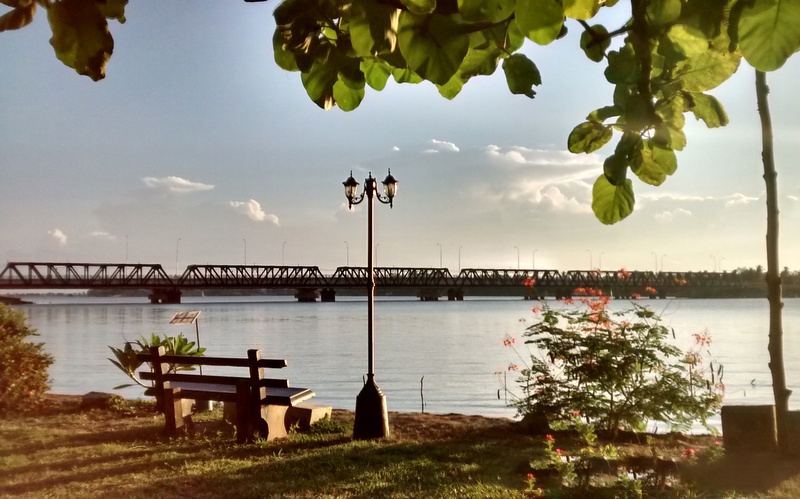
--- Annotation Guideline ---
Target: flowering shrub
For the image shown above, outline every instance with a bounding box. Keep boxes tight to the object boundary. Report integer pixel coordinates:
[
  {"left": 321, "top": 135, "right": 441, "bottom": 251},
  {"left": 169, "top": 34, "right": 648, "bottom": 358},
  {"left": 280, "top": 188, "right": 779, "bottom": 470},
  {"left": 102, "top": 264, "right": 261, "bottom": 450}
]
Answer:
[
  {"left": 511, "top": 290, "right": 723, "bottom": 434},
  {"left": 0, "top": 304, "right": 54, "bottom": 414}
]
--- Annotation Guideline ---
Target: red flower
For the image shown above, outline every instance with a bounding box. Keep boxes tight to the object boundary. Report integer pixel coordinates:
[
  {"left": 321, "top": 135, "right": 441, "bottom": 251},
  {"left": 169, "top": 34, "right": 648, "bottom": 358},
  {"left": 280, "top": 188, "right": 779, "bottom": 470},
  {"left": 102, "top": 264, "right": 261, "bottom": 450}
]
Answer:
[
  {"left": 526, "top": 473, "right": 535, "bottom": 480},
  {"left": 682, "top": 448, "right": 695, "bottom": 458},
  {"left": 546, "top": 434, "right": 554, "bottom": 441}
]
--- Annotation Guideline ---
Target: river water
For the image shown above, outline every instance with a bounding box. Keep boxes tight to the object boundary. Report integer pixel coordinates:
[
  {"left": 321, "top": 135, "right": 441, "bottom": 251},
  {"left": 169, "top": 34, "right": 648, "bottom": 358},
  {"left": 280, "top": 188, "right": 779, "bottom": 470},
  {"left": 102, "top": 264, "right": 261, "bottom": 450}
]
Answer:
[{"left": 14, "top": 296, "right": 800, "bottom": 428}]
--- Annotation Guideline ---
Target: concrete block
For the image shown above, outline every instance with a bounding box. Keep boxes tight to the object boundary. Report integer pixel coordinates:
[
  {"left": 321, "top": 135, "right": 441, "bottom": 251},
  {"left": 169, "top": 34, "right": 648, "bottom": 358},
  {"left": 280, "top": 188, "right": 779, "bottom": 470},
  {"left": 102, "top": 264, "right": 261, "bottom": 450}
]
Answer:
[
  {"left": 285, "top": 402, "right": 332, "bottom": 431},
  {"left": 721, "top": 405, "right": 777, "bottom": 453}
]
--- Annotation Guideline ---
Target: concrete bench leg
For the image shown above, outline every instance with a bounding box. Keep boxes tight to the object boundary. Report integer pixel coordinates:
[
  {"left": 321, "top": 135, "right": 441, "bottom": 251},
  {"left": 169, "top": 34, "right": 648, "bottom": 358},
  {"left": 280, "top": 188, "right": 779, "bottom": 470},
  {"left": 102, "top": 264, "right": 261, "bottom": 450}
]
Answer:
[
  {"left": 163, "top": 387, "right": 187, "bottom": 436},
  {"left": 285, "top": 403, "right": 332, "bottom": 431},
  {"left": 259, "top": 405, "right": 289, "bottom": 441}
]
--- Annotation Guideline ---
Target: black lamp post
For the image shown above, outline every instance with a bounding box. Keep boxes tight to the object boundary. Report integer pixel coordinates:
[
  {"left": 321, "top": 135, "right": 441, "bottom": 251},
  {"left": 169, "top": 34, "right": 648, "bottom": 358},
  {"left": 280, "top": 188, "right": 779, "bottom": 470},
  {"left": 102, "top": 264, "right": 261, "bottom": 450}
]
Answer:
[{"left": 343, "top": 169, "right": 397, "bottom": 440}]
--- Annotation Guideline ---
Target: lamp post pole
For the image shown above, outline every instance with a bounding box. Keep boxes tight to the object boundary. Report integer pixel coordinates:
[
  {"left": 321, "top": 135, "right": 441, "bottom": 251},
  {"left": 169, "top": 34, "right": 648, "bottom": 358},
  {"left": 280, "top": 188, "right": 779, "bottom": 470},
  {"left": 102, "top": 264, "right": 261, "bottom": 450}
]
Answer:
[
  {"left": 282, "top": 241, "right": 287, "bottom": 266},
  {"left": 458, "top": 246, "right": 463, "bottom": 273},
  {"left": 344, "top": 241, "right": 350, "bottom": 266},
  {"left": 515, "top": 246, "right": 520, "bottom": 270},
  {"left": 125, "top": 235, "right": 128, "bottom": 264},
  {"left": 343, "top": 170, "right": 397, "bottom": 440},
  {"left": 532, "top": 249, "right": 537, "bottom": 269},
  {"left": 243, "top": 238, "right": 247, "bottom": 265},
  {"left": 436, "top": 243, "right": 442, "bottom": 268}
]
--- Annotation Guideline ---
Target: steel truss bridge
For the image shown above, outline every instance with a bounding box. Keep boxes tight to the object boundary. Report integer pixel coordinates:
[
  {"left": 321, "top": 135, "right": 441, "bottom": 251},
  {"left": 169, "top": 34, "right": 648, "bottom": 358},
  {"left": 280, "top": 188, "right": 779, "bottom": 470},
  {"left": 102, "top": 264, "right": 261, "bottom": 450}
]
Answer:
[{"left": 0, "top": 261, "right": 757, "bottom": 304}]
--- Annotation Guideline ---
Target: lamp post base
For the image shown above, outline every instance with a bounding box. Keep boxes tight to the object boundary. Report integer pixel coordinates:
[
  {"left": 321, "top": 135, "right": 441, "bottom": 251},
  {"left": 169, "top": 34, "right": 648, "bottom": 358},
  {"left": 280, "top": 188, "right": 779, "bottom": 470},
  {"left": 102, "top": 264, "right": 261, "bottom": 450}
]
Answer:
[{"left": 353, "top": 376, "right": 390, "bottom": 440}]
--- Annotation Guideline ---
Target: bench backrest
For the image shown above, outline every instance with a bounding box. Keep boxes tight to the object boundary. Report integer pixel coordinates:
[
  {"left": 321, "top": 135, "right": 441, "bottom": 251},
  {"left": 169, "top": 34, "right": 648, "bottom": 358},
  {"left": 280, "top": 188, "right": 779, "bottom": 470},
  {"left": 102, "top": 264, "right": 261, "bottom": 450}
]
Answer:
[{"left": 137, "top": 346, "right": 289, "bottom": 402}]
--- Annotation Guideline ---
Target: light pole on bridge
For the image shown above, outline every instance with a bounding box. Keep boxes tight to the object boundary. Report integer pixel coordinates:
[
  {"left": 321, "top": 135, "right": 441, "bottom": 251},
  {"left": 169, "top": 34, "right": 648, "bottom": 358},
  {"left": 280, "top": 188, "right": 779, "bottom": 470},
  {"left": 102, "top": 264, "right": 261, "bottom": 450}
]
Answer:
[
  {"left": 436, "top": 243, "right": 442, "bottom": 268},
  {"left": 514, "top": 246, "right": 520, "bottom": 270},
  {"left": 282, "top": 241, "right": 287, "bottom": 266},
  {"left": 243, "top": 239, "right": 247, "bottom": 266},
  {"left": 532, "top": 249, "right": 537, "bottom": 269},
  {"left": 458, "top": 246, "right": 463, "bottom": 273},
  {"left": 125, "top": 235, "right": 128, "bottom": 264},
  {"left": 343, "top": 169, "right": 397, "bottom": 440},
  {"left": 175, "top": 238, "right": 181, "bottom": 276},
  {"left": 586, "top": 249, "right": 592, "bottom": 270},
  {"left": 344, "top": 241, "right": 350, "bottom": 266}
]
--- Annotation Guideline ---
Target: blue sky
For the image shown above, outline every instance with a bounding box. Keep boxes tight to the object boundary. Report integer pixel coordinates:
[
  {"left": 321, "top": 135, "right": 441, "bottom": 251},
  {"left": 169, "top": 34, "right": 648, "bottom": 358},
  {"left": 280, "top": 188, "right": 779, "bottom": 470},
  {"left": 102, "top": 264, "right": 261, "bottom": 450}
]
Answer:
[{"left": 2, "top": 2, "right": 800, "bottom": 274}]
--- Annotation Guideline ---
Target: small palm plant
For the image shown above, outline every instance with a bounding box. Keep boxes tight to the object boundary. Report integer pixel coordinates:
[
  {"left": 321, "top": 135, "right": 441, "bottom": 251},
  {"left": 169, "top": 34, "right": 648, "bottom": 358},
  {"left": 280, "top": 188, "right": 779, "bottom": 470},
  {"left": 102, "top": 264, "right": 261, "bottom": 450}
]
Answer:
[{"left": 108, "top": 333, "right": 206, "bottom": 390}]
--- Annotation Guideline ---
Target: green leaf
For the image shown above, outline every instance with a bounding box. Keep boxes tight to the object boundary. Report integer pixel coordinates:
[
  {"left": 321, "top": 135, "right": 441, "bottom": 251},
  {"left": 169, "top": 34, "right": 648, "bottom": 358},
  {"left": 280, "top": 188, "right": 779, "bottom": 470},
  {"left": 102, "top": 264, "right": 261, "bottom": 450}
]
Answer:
[
  {"left": 437, "top": 73, "right": 464, "bottom": 99},
  {"left": 458, "top": 0, "right": 515, "bottom": 23},
  {"left": 515, "top": 0, "right": 564, "bottom": 45},
  {"left": 334, "top": 77, "right": 365, "bottom": 111},
  {"left": 688, "top": 92, "right": 728, "bottom": 128},
  {"left": 631, "top": 140, "right": 677, "bottom": 186},
  {"left": 97, "top": 0, "right": 127, "bottom": 23},
  {"left": 397, "top": 12, "right": 470, "bottom": 85},
  {"left": 347, "top": 0, "right": 399, "bottom": 57},
  {"left": 302, "top": 59, "right": 339, "bottom": 109},
  {"left": 502, "top": 53, "right": 541, "bottom": 98},
  {"left": 666, "top": 24, "right": 708, "bottom": 58},
  {"left": 587, "top": 105, "right": 620, "bottom": 123},
  {"left": 592, "top": 174, "right": 635, "bottom": 224},
  {"left": 580, "top": 24, "right": 610, "bottom": 62},
  {"left": 47, "top": 0, "right": 113, "bottom": 81},
  {"left": 605, "top": 45, "right": 638, "bottom": 84},
  {"left": 0, "top": 3, "right": 34, "bottom": 32},
  {"left": 646, "top": 0, "right": 681, "bottom": 27},
  {"left": 602, "top": 153, "right": 628, "bottom": 185},
  {"left": 273, "top": 29, "right": 299, "bottom": 72},
  {"left": 563, "top": 0, "right": 601, "bottom": 20},
  {"left": 738, "top": 0, "right": 800, "bottom": 71},
  {"left": 399, "top": 0, "right": 437, "bottom": 15},
  {"left": 361, "top": 59, "right": 392, "bottom": 90},
  {"left": 392, "top": 66, "right": 424, "bottom": 83},
  {"left": 568, "top": 121, "right": 612, "bottom": 153},
  {"left": 459, "top": 24, "right": 520, "bottom": 78},
  {"left": 675, "top": 49, "right": 741, "bottom": 92}
]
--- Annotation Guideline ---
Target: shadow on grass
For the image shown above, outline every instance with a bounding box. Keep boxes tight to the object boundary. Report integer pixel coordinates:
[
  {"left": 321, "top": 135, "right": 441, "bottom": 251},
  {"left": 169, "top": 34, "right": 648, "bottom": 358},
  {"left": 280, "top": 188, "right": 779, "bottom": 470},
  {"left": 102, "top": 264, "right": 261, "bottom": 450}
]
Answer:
[{"left": 685, "top": 452, "right": 800, "bottom": 494}]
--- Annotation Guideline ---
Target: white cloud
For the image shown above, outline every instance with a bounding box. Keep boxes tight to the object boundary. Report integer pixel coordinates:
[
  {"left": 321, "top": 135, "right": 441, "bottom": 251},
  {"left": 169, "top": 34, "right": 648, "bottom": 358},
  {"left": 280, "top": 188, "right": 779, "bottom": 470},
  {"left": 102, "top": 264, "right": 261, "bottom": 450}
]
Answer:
[
  {"left": 485, "top": 145, "right": 601, "bottom": 167},
  {"left": 143, "top": 176, "right": 215, "bottom": 194},
  {"left": 724, "top": 193, "right": 759, "bottom": 207},
  {"left": 229, "top": 199, "right": 279, "bottom": 224},
  {"left": 48, "top": 228, "right": 67, "bottom": 246},
  {"left": 89, "top": 231, "right": 115, "bottom": 240},
  {"left": 427, "top": 139, "right": 460, "bottom": 152},
  {"left": 391, "top": 146, "right": 400, "bottom": 152},
  {"left": 655, "top": 208, "right": 692, "bottom": 222}
]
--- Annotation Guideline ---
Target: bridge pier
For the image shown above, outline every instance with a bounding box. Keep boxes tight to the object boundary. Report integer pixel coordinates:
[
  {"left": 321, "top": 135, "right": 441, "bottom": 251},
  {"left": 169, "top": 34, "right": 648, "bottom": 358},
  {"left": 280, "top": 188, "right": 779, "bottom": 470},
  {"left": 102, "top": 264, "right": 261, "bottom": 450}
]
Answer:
[
  {"left": 295, "top": 288, "right": 319, "bottom": 302},
  {"left": 320, "top": 288, "right": 336, "bottom": 302},
  {"left": 447, "top": 288, "right": 464, "bottom": 301},
  {"left": 418, "top": 289, "right": 441, "bottom": 301},
  {"left": 148, "top": 288, "right": 182, "bottom": 304}
]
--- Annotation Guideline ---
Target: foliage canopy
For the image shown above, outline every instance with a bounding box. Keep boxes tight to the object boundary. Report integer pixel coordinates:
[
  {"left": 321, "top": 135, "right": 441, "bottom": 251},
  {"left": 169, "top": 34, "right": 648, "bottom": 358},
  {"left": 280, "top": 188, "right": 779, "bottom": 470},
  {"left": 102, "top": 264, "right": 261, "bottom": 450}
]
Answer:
[
  {"left": 3, "top": 0, "right": 800, "bottom": 222},
  {"left": 0, "top": 303, "right": 53, "bottom": 414}
]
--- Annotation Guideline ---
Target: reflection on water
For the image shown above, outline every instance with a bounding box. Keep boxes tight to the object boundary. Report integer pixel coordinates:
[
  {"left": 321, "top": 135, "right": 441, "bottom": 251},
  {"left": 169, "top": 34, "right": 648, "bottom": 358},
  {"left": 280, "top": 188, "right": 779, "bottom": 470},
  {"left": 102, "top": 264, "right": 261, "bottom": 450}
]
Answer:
[{"left": 17, "top": 296, "right": 800, "bottom": 424}]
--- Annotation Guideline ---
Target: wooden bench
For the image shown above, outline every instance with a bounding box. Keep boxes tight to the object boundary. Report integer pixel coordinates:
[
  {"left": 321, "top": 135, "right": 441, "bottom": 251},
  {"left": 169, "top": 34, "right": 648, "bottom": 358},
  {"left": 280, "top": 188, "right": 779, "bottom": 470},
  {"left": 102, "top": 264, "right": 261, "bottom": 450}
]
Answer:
[{"left": 137, "top": 346, "right": 315, "bottom": 442}]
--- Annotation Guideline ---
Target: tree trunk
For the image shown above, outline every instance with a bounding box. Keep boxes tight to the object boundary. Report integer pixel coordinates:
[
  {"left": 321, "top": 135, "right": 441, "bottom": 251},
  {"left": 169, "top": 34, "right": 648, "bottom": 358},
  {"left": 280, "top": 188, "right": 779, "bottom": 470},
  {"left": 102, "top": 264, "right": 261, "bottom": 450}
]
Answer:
[{"left": 756, "top": 70, "right": 790, "bottom": 454}]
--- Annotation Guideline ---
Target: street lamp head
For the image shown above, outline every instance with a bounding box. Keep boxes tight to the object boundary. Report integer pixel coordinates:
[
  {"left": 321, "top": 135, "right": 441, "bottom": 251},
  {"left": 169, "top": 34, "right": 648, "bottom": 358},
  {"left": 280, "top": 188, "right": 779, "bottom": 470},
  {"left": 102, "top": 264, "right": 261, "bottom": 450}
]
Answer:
[
  {"left": 382, "top": 170, "right": 397, "bottom": 207},
  {"left": 343, "top": 171, "right": 360, "bottom": 208}
]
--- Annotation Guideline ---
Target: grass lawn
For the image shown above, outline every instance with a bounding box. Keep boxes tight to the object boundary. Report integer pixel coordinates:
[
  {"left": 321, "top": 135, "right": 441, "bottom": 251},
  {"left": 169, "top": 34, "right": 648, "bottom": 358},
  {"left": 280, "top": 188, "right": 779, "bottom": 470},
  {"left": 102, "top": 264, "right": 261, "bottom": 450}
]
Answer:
[{"left": 1, "top": 395, "right": 800, "bottom": 498}]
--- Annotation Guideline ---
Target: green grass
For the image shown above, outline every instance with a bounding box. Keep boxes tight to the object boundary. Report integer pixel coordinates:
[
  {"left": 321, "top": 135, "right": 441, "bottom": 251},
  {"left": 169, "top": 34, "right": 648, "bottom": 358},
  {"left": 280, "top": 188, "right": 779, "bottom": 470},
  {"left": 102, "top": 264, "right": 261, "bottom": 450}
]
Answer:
[{"left": 2, "top": 397, "right": 800, "bottom": 498}]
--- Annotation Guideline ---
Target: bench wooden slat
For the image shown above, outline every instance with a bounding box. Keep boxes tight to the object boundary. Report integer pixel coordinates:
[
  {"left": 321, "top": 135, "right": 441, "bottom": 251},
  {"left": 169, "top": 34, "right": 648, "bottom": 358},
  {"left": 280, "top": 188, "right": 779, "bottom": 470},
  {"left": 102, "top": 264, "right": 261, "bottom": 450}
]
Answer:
[
  {"left": 135, "top": 352, "right": 287, "bottom": 369},
  {"left": 144, "top": 382, "right": 313, "bottom": 406},
  {"left": 140, "top": 371, "right": 289, "bottom": 388}
]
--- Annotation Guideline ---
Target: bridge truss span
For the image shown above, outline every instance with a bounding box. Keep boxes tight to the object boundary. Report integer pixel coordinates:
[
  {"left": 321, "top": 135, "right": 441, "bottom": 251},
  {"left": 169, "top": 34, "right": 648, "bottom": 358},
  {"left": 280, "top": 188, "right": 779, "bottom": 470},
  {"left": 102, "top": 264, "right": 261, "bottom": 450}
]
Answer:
[{"left": 0, "top": 262, "right": 175, "bottom": 289}]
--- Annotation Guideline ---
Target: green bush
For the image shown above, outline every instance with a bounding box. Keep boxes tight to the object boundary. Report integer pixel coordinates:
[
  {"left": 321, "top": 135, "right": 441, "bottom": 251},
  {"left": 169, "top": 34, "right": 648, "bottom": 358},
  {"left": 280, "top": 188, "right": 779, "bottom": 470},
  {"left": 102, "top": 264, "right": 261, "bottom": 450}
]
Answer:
[
  {"left": 0, "top": 304, "right": 54, "bottom": 414},
  {"left": 511, "top": 291, "right": 723, "bottom": 434}
]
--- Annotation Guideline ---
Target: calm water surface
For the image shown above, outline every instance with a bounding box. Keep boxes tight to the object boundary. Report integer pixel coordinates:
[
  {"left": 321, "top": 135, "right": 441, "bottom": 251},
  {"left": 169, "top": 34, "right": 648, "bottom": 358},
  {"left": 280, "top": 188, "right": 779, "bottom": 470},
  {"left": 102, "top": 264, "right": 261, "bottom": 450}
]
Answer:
[{"left": 17, "top": 296, "right": 800, "bottom": 426}]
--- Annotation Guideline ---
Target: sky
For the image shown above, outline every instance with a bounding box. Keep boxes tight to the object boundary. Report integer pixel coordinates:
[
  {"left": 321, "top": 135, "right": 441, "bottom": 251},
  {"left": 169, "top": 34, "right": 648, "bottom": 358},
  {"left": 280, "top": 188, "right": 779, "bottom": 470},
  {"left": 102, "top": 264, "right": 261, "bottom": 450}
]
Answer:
[{"left": 2, "top": 2, "right": 800, "bottom": 275}]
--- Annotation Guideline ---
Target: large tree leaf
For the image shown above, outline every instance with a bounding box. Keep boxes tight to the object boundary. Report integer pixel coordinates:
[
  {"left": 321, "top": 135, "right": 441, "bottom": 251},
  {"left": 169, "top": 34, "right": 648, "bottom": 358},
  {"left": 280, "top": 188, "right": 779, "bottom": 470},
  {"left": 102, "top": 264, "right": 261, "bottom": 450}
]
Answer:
[
  {"left": 347, "top": 0, "right": 399, "bottom": 57},
  {"left": 333, "top": 78, "right": 365, "bottom": 111},
  {"left": 301, "top": 58, "right": 339, "bottom": 109},
  {"left": 361, "top": 58, "right": 392, "bottom": 90},
  {"left": 0, "top": 2, "right": 34, "bottom": 32},
  {"left": 688, "top": 92, "right": 728, "bottom": 127},
  {"left": 458, "top": 0, "right": 514, "bottom": 23},
  {"left": 399, "top": 0, "right": 436, "bottom": 15},
  {"left": 568, "top": 121, "right": 612, "bottom": 153},
  {"left": 563, "top": 0, "right": 601, "bottom": 20},
  {"left": 675, "top": 48, "right": 741, "bottom": 92},
  {"left": 273, "top": 29, "right": 299, "bottom": 71},
  {"left": 592, "top": 174, "right": 635, "bottom": 224},
  {"left": 666, "top": 24, "right": 708, "bottom": 58},
  {"left": 502, "top": 53, "right": 541, "bottom": 98},
  {"left": 737, "top": 0, "right": 800, "bottom": 71},
  {"left": 459, "top": 23, "right": 522, "bottom": 78},
  {"left": 47, "top": 0, "right": 113, "bottom": 81},
  {"left": 437, "top": 73, "right": 464, "bottom": 99},
  {"left": 631, "top": 140, "right": 677, "bottom": 186},
  {"left": 580, "top": 24, "right": 610, "bottom": 62},
  {"left": 605, "top": 44, "right": 638, "bottom": 84},
  {"left": 646, "top": 0, "right": 681, "bottom": 27},
  {"left": 397, "top": 12, "right": 470, "bottom": 85},
  {"left": 515, "top": 0, "right": 564, "bottom": 45}
]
